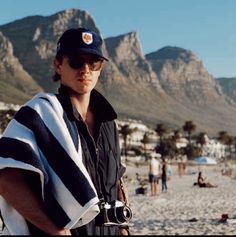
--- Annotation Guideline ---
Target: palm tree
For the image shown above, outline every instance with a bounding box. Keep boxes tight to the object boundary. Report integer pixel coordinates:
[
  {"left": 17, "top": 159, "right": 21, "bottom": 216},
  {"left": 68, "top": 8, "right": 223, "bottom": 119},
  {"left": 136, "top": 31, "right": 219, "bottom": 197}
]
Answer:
[
  {"left": 196, "top": 132, "right": 207, "bottom": 155},
  {"left": 182, "top": 121, "right": 196, "bottom": 144},
  {"left": 155, "top": 123, "right": 167, "bottom": 145},
  {"left": 156, "top": 137, "right": 177, "bottom": 159},
  {"left": 218, "top": 131, "right": 229, "bottom": 144},
  {"left": 171, "top": 129, "right": 181, "bottom": 143},
  {"left": 218, "top": 131, "right": 229, "bottom": 160},
  {"left": 119, "top": 124, "right": 133, "bottom": 162},
  {"left": 234, "top": 137, "right": 236, "bottom": 159},
  {"left": 225, "top": 135, "right": 234, "bottom": 160},
  {"left": 140, "top": 132, "right": 151, "bottom": 160}
]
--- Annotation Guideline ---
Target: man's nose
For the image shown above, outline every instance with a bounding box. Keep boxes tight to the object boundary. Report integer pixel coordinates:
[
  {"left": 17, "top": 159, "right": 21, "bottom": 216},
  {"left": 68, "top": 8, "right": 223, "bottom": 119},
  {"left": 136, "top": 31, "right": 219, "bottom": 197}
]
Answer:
[{"left": 79, "top": 62, "right": 90, "bottom": 71}]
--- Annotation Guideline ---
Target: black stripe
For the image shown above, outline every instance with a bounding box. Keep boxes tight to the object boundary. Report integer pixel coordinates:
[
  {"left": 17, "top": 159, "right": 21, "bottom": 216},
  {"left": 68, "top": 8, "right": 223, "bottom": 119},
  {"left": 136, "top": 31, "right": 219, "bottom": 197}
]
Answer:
[
  {"left": 0, "top": 137, "right": 48, "bottom": 181},
  {"left": 0, "top": 136, "right": 70, "bottom": 227},
  {"left": 38, "top": 96, "right": 79, "bottom": 151},
  {"left": 44, "top": 186, "right": 71, "bottom": 226},
  {"left": 0, "top": 210, "right": 5, "bottom": 231},
  {"left": 62, "top": 113, "right": 79, "bottom": 151},
  {"left": 55, "top": 94, "right": 79, "bottom": 151},
  {"left": 14, "top": 105, "right": 96, "bottom": 205}
]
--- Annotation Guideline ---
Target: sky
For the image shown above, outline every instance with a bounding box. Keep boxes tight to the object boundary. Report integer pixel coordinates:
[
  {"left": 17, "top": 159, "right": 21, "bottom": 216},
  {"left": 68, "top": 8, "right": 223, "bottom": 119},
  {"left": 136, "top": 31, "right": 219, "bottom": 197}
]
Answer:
[{"left": 0, "top": 0, "right": 236, "bottom": 78}]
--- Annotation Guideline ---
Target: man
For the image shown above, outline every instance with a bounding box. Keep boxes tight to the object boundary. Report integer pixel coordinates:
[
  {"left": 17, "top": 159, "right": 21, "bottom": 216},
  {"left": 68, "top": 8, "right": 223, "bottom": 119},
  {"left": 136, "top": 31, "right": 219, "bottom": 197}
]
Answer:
[
  {"left": 0, "top": 28, "right": 130, "bottom": 235},
  {"left": 148, "top": 153, "right": 161, "bottom": 196},
  {"left": 161, "top": 158, "right": 168, "bottom": 192}
]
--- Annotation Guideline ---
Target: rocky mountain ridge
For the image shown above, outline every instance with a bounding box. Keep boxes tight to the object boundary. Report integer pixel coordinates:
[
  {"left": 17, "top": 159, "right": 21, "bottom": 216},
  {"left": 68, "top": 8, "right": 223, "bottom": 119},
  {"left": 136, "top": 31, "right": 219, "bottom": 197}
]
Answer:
[
  {"left": 0, "top": 32, "right": 42, "bottom": 103},
  {"left": 217, "top": 77, "right": 236, "bottom": 104},
  {"left": 146, "top": 46, "right": 226, "bottom": 104},
  {"left": 1, "top": 8, "right": 236, "bottom": 136}
]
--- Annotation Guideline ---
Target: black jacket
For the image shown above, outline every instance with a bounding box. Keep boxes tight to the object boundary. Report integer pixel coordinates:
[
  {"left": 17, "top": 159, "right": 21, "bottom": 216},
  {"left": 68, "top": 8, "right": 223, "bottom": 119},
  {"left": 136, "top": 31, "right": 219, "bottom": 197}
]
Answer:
[{"left": 56, "top": 85, "right": 125, "bottom": 235}]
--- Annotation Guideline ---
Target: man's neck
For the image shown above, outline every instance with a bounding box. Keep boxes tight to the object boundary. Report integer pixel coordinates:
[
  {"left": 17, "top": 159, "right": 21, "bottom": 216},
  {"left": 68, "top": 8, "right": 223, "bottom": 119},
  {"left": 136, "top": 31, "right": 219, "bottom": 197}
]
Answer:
[
  {"left": 70, "top": 92, "right": 97, "bottom": 138},
  {"left": 70, "top": 93, "right": 90, "bottom": 121}
]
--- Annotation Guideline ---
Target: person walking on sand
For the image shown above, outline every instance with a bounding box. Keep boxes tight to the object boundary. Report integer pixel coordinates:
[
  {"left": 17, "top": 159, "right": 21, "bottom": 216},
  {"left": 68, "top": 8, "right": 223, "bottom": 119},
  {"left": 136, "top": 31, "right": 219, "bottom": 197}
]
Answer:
[
  {"left": 0, "top": 27, "right": 131, "bottom": 235},
  {"left": 167, "top": 159, "right": 172, "bottom": 179},
  {"left": 161, "top": 159, "right": 168, "bottom": 192},
  {"left": 148, "top": 153, "right": 161, "bottom": 196}
]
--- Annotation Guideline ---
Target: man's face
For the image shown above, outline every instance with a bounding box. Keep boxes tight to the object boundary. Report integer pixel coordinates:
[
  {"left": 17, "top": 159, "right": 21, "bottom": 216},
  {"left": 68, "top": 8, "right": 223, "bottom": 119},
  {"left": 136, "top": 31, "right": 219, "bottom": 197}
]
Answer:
[{"left": 54, "top": 54, "right": 104, "bottom": 95}]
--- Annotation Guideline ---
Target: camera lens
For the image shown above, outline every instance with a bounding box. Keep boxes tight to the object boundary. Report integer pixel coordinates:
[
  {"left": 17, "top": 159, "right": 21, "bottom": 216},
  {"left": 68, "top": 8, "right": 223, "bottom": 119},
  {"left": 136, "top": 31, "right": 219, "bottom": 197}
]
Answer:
[
  {"left": 106, "top": 208, "right": 117, "bottom": 223},
  {"left": 96, "top": 201, "right": 132, "bottom": 226},
  {"left": 116, "top": 205, "right": 132, "bottom": 222}
]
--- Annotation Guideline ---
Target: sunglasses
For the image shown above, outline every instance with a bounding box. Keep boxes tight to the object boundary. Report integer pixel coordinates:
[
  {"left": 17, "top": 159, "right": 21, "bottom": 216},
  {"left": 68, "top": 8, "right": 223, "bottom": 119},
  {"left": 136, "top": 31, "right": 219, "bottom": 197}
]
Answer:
[{"left": 67, "top": 56, "right": 104, "bottom": 71}]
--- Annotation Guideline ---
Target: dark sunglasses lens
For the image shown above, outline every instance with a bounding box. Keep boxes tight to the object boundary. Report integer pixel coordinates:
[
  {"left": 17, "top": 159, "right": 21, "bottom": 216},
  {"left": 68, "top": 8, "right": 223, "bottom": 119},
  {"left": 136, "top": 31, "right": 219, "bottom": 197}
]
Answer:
[
  {"left": 69, "top": 57, "right": 103, "bottom": 71},
  {"left": 69, "top": 58, "right": 83, "bottom": 69},
  {"left": 90, "top": 60, "right": 103, "bottom": 71}
]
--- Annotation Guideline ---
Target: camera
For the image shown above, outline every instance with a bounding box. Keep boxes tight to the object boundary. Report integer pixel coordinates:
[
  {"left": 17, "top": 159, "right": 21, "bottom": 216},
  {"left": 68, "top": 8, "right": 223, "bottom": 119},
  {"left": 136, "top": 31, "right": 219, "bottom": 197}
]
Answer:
[{"left": 96, "top": 200, "right": 132, "bottom": 226}]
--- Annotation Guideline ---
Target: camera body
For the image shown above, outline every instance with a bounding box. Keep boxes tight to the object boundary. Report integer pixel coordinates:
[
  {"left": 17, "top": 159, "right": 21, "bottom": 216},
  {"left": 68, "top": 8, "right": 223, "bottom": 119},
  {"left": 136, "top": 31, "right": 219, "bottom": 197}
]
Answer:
[{"left": 96, "top": 200, "right": 132, "bottom": 226}]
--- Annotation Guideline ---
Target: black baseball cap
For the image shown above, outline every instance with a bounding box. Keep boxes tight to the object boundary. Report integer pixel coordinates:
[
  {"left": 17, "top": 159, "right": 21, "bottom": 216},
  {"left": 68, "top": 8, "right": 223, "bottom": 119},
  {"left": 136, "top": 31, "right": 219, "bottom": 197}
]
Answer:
[{"left": 56, "top": 28, "right": 108, "bottom": 60}]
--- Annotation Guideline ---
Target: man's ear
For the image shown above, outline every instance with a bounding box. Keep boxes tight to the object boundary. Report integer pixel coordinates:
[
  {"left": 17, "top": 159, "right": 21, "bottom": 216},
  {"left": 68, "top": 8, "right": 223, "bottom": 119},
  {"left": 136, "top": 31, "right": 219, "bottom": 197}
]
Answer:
[{"left": 54, "top": 58, "right": 62, "bottom": 74}]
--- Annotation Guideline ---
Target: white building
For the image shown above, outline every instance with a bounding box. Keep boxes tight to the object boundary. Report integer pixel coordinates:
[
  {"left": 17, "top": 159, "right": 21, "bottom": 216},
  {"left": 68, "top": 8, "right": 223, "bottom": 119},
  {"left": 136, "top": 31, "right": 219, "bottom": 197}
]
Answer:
[
  {"left": 117, "top": 119, "right": 157, "bottom": 152},
  {"left": 201, "top": 137, "right": 226, "bottom": 160}
]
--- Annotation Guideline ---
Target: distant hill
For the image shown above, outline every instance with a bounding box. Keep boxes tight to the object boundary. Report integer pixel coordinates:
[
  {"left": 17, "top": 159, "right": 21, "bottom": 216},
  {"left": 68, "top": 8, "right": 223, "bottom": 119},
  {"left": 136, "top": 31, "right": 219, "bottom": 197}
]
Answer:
[
  {"left": 1, "top": 9, "right": 236, "bottom": 136},
  {"left": 0, "top": 32, "right": 42, "bottom": 103},
  {"left": 217, "top": 77, "right": 236, "bottom": 104}
]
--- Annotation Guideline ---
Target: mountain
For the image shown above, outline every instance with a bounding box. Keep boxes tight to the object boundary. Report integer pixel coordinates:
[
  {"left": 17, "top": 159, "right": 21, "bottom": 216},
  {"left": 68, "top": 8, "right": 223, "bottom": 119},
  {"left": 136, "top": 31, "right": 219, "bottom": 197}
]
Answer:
[
  {"left": 1, "top": 8, "right": 236, "bottom": 136},
  {"left": 99, "top": 32, "right": 176, "bottom": 125},
  {"left": 143, "top": 46, "right": 236, "bottom": 135},
  {"left": 100, "top": 33, "right": 236, "bottom": 135},
  {"left": 146, "top": 46, "right": 225, "bottom": 104},
  {"left": 217, "top": 77, "right": 236, "bottom": 104},
  {"left": 0, "top": 9, "right": 102, "bottom": 93},
  {"left": 0, "top": 32, "right": 42, "bottom": 103}
]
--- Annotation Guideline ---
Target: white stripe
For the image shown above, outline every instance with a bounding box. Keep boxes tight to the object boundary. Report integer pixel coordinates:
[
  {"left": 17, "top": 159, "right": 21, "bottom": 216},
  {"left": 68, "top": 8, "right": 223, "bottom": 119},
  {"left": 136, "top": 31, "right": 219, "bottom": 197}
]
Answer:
[
  {"left": 2, "top": 119, "right": 45, "bottom": 197},
  {"left": 0, "top": 92, "right": 100, "bottom": 233},
  {"left": 0, "top": 153, "right": 99, "bottom": 230},
  {"left": 5, "top": 112, "right": 99, "bottom": 227},
  {"left": 27, "top": 94, "right": 80, "bottom": 163},
  {"left": 4, "top": 119, "right": 95, "bottom": 218},
  {"left": 27, "top": 93, "right": 96, "bottom": 192},
  {"left": 37, "top": 148, "right": 99, "bottom": 228}
]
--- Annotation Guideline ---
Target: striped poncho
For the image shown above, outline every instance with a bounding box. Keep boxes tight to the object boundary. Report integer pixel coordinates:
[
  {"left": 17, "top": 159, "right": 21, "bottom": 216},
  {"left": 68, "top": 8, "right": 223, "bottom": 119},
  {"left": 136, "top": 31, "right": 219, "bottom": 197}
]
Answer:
[{"left": 0, "top": 92, "right": 100, "bottom": 235}]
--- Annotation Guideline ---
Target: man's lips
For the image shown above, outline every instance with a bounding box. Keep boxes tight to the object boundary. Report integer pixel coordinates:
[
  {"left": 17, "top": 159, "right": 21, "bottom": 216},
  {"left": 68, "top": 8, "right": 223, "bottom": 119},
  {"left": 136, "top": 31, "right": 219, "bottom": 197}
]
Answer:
[{"left": 77, "top": 78, "right": 91, "bottom": 82}]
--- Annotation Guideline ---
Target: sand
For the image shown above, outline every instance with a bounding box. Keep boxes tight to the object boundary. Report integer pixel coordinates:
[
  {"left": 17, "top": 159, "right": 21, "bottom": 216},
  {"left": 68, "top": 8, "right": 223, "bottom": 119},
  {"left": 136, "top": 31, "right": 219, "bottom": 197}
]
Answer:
[
  {"left": 1, "top": 164, "right": 236, "bottom": 235},
  {"left": 124, "top": 164, "right": 236, "bottom": 235}
]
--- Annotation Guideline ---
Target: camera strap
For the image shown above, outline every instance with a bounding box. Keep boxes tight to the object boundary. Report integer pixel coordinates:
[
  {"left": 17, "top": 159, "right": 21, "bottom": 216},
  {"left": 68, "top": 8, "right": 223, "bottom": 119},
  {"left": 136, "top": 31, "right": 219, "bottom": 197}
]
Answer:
[
  {"left": 119, "top": 178, "right": 129, "bottom": 205},
  {"left": 102, "top": 123, "right": 130, "bottom": 206}
]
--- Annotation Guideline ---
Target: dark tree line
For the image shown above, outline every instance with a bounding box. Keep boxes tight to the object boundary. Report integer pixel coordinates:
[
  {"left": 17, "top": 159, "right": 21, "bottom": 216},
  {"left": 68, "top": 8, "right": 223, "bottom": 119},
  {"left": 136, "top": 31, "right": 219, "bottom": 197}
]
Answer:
[{"left": 2, "top": 109, "right": 236, "bottom": 161}]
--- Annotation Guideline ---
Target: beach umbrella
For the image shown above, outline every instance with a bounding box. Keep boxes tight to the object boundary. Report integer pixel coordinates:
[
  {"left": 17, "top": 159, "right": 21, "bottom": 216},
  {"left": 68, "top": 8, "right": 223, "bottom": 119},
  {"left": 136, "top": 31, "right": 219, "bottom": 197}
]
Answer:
[{"left": 192, "top": 156, "right": 217, "bottom": 165}]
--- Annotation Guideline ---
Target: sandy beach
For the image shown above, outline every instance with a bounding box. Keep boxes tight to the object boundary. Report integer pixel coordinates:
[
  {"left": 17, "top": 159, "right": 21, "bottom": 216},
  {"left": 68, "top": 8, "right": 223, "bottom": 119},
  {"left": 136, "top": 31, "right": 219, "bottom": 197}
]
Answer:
[
  {"left": 125, "top": 163, "right": 236, "bottom": 235},
  {"left": 1, "top": 164, "right": 236, "bottom": 235}
]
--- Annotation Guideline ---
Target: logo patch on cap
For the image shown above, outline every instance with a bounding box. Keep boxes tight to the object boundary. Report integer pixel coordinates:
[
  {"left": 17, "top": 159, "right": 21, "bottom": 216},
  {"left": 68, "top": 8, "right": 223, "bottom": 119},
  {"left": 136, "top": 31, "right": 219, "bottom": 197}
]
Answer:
[{"left": 82, "top": 32, "right": 93, "bottom": 45}]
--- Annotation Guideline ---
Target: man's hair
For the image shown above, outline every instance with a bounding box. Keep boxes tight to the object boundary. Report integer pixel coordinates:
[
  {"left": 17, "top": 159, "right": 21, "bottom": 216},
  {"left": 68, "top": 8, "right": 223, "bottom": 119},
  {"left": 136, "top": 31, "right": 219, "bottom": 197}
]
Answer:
[{"left": 52, "top": 54, "right": 63, "bottom": 82}]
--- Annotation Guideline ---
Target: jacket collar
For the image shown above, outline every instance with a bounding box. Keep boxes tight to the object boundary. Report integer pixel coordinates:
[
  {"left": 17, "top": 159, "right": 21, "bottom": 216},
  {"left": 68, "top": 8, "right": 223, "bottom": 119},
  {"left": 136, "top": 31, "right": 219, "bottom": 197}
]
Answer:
[{"left": 57, "top": 84, "right": 117, "bottom": 122}]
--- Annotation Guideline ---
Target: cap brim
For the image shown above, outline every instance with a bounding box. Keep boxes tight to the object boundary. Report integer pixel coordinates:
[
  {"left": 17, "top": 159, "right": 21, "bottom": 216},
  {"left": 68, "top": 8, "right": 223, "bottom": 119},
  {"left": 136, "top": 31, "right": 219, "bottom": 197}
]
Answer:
[{"left": 75, "top": 48, "right": 109, "bottom": 61}]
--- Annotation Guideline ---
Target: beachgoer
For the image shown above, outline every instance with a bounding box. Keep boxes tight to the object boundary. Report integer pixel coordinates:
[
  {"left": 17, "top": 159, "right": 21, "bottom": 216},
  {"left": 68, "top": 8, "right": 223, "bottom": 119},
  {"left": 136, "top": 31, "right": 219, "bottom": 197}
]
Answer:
[
  {"left": 161, "top": 159, "right": 168, "bottom": 192},
  {"left": 197, "top": 171, "right": 217, "bottom": 188},
  {"left": 177, "top": 156, "right": 183, "bottom": 177},
  {"left": 167, "top": 159, "right": 172, "bottom": 179},
  {"left": 182, "top": 155, "right": 187, "bottom": 175},
  {"left": 148, "top": 153, "right": 161, "bottom": 196},
  {"left": 0, "top": 27, "right": 131, "bottom": 235}
]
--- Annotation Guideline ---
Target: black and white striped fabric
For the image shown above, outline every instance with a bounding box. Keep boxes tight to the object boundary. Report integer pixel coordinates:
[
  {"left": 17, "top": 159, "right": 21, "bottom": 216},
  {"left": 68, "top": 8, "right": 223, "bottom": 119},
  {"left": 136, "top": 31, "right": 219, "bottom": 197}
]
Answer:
[{"left": 0, "top": 92, "right": 100, "bottom": 235}]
